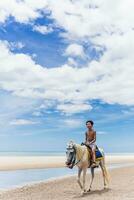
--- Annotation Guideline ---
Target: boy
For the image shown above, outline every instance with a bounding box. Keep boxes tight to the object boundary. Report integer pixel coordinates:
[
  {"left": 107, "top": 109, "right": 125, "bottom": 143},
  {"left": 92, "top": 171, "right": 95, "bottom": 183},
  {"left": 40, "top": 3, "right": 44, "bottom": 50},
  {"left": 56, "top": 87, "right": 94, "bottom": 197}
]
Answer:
[{"left": 84, "top": 120, "right": 97, "bottom": 167}]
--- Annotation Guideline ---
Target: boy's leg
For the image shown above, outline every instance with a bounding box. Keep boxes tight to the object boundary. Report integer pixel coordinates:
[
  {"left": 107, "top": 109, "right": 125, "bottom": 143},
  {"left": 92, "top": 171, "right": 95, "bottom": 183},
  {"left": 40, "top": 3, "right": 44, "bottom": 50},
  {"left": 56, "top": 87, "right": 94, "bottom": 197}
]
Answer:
[
  {"left": 92, "top": 149, "right": 96, "bottom": 163},
  {"left": 91, "top": 146, "right": 97, "bottom": 167}
]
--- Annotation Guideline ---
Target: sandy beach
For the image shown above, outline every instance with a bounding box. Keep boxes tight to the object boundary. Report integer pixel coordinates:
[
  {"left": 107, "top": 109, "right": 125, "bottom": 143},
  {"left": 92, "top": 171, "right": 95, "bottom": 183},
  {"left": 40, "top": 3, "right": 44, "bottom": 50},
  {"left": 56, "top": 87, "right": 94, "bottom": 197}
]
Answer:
[
  {"left": 0, "top": 155, "right": 133, "bottom": 200},
  {"left": 0, "top": 165, "right": 134, "bottom": 200},
  {"left": 0, "top": 155, "right": 134, "bottom": 170},
  {"left": 0, "top": 156, "right": 66, "bottom": 171}
]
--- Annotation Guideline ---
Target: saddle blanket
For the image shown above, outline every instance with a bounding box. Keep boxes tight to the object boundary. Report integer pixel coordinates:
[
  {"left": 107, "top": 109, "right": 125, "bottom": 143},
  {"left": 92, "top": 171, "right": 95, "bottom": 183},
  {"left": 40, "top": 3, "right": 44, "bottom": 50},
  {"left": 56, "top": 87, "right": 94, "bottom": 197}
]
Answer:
[{"left": 96, "top": 148, "right": 103, "bottom": 159}]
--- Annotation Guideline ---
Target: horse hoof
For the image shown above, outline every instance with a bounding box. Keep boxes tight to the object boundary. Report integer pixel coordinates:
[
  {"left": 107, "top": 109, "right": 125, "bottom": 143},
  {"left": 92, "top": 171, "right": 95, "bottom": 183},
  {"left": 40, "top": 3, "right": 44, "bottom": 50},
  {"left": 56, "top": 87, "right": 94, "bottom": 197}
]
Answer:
[
  {"left": 81, "top": 191, "right": 84, "bottom": 196},
  {"left": 81, "top": 191, "right": 85, "bottom": 196},
  {"left": 87, "top": 188, "right": 91, "bottom": 192},
  {"left": 104, "top": 185, "right": 108, "bottom": 189}
]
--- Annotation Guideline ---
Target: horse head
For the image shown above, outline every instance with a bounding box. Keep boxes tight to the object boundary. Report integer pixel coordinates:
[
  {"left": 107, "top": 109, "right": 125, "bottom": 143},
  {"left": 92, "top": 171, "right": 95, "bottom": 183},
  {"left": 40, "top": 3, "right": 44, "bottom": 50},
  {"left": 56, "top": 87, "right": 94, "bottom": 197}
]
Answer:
[{"left": 65, "top": 140, "right": 76, "bottom": 169}]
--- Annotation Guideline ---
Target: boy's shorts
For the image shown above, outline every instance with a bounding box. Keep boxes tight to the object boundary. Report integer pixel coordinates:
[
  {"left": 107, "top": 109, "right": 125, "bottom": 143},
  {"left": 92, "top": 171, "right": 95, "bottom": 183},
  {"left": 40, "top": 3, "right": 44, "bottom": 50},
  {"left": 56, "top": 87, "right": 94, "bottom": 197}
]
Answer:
[{"left": 89, "top": 143, "right": 96, "bottom": 151}]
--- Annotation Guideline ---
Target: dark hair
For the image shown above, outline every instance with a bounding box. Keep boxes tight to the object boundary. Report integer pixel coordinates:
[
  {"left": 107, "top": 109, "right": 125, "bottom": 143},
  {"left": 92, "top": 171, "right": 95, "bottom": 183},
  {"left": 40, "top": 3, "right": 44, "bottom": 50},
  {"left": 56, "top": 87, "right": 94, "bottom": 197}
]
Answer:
[{"left": 86, "top": 120, "right": 94, "bottom": 126}]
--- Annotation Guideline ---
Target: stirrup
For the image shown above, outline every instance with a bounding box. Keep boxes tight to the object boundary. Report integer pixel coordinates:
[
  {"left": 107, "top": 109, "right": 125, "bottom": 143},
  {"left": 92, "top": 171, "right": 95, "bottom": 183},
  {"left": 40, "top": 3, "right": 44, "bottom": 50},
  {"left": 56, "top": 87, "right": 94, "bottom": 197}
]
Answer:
[{"left": 91, "top": 162, "right": 98, "bottom": 168}]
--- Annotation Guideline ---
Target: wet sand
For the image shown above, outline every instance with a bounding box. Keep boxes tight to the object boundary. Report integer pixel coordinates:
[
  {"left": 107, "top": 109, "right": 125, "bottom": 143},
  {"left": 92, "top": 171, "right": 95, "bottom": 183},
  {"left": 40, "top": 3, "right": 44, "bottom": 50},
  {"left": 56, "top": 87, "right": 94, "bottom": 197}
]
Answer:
[{"left": 0, "top": 165, "right": 134, "bottom": 200}]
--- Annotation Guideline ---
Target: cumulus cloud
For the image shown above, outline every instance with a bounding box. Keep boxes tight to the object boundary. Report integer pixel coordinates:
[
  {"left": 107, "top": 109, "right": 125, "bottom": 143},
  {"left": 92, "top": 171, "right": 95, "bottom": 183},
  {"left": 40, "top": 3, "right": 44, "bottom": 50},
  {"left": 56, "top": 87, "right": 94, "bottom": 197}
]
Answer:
[
  {"left": 57, "top": 103, "right": 92, "bottom": 114},
  {"left": 63, "top": 119, "right": 82, "bottom": 128},
  {"left": 1, "top": 0, "right": 134, "bottom": 38},
  {"left": 0, "top": 0, "right": 134, "bottom": 115},
  {"left": 0, "top": 0, "right": 48, "bottom": 23},
  {"left": 97, "top": 131, "right": 108, "bottom": 135},
  {"left": 33, "top": 25, "right": 53, "bottom": 35},
  {"left": 10, "top": 42, "right": 25, "bottom": 50},
  {"left": 0, "top": 37, "right": 134, "bottom": 116},
  {"left": 10, "top": 119, "right": 39, "bottom": 125},
  {"left": 47, "top": 0, "right": 134, "bottom": 40},
  {"left": 0, "top": 91, "right": 39, "bottom": 131},
  {"left": 65, "top": 43, "right": 85, "bottom": 58},
  {"left": 67, "top": 57, "right": 78, "bottom": 67}
]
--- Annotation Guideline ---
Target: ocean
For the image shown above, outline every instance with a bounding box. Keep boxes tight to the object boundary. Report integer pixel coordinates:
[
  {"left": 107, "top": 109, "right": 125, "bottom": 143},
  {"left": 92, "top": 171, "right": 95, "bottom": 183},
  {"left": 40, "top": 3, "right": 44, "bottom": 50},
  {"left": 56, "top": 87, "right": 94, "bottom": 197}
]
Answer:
[
  {"left": 0, "top": 151, "right": 134, "bottom": 190},
  {"left": 0, "top": 151, "right": 134, "bottom": 156}
]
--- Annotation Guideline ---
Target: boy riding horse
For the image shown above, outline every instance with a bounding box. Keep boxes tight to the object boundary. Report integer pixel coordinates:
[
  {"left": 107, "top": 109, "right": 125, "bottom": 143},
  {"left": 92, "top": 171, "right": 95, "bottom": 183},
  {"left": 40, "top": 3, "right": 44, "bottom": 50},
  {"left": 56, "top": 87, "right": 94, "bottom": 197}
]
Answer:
[{"left": 82, "top": 120, "right": 97, "bottom": 168}]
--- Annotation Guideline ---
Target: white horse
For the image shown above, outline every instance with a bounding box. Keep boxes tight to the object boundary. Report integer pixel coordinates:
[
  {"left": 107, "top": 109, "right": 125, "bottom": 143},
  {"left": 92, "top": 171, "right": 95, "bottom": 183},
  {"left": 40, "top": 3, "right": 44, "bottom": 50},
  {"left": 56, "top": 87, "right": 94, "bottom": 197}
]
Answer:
[{"left": 65, "top": 141, "right": 109, "bottom": 195}]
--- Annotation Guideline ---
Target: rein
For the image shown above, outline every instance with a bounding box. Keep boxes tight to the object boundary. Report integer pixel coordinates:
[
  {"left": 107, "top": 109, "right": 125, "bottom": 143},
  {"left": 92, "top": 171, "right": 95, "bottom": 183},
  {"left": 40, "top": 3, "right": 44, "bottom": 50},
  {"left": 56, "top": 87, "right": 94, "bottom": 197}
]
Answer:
[
  {"left": 73, "top": 147, "right": 85, "bottom": 167},
  {"left": 73, "top": 158, "right": 82, "bottom": 166}
]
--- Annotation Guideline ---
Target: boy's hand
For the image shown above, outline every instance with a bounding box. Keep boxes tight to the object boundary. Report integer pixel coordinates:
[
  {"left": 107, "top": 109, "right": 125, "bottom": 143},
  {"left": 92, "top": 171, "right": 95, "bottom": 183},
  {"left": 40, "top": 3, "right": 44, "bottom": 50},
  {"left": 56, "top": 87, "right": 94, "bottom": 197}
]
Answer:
[
  {"left": 85, "top": 141, "right": 90, "bottom": 145},
  {"left": 81, "top": 142, "right": 85, "bottom": 145}
]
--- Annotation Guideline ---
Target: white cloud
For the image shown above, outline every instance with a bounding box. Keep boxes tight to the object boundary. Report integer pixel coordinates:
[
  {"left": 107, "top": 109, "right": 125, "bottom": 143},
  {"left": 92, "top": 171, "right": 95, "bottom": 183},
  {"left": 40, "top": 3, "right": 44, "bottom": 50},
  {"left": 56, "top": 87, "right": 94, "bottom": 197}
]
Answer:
[
  {"left": 57, "top": 103, "right": 92, "bottom": 114},
  {"left": 67, "top": 57, "right": 78, "bottom": 67},
  {"left": 1, "top": 39, "right": 134, "bottom": 115},
  {"left": 1, "top": 0, "right": 134, "bottom": 39},
  {"left": 97, "top": 131, "right": 108, "bottom": 135},
  {"left": 32, "top": 111, "right": 42, "bottom": 117},
  {"left": 63, "top": 119, "right": 82, "bottom": 128},
  {"left": 47, "top": 0, "right": 134, "bottom": 39},
  {"left": 10, "top": 42, "right": 25, "bottom": 50},
  {"left": 0, "top": 0, "right": 48, "bottom": 23},
  {"left": 65, "top": 43, "right": 85, "bottom": 58},
  {"left": 1, "top": 0, "right": 134, "bottom": 114},
  {"left": 9, "top": 119, "right": 39, "bottom": 125},
  {"left": 33, "top": 25, "right": 53, "bottom": 35},
  {"left": 0, "top": 90, "right": 39, "bottom": 130}
]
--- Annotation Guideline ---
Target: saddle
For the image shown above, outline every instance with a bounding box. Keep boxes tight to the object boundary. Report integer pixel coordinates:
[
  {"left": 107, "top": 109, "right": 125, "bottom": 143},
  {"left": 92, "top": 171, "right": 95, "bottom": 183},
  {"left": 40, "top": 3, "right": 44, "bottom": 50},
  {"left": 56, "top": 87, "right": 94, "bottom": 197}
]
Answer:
[{"left": 81, "top": 143, "right": 103, "bottom": 161}]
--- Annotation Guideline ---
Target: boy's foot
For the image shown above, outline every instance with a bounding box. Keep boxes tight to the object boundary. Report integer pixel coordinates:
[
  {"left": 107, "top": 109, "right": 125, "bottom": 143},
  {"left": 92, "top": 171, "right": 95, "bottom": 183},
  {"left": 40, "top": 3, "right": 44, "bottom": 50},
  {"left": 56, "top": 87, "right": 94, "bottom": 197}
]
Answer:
[{"left": 91, "top": 162, "right": 98, "bottom": 168}]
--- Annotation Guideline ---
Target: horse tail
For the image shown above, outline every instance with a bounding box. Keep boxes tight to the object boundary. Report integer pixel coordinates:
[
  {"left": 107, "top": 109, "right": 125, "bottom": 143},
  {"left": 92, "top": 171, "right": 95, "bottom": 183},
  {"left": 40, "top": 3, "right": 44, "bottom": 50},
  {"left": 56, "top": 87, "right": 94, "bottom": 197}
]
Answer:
[
  {"left": 100, "top": 149, "right": 110, "bottom": 184},
  {"left": 103, "top": 164, "right": 110, "bottom": 184},
  {"left": 102, "top": 154, "right": 110, "bottom": 184}
]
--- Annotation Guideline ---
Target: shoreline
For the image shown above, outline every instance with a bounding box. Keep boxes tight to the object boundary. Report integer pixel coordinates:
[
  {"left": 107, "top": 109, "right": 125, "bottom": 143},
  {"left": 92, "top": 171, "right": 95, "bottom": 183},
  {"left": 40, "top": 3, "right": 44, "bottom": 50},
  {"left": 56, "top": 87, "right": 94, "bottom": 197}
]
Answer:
[
  {"left": 0, "top": 162, "right": 134, "bottom": 192},
  {"left": 0, "top": 165, "right": 134, "bottom": 200},
  {"left": 0, "top": 155, "right": 134, "bottom": 171}
]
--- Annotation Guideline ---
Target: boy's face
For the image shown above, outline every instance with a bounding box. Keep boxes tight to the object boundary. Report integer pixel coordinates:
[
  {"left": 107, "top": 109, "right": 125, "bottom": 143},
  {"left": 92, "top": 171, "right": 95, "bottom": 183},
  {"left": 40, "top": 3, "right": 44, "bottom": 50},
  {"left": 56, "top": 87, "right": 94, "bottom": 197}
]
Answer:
[{"left": 86, "top": 122, "right": 92, "bottom": 129}]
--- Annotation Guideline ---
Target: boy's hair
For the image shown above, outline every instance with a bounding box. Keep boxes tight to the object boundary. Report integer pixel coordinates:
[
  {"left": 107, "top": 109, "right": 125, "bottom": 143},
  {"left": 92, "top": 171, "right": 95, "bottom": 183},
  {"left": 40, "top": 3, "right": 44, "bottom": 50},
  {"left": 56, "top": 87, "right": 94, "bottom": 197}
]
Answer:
[{"left": 86, "top": 120, "right": 94, "bottom": 126}]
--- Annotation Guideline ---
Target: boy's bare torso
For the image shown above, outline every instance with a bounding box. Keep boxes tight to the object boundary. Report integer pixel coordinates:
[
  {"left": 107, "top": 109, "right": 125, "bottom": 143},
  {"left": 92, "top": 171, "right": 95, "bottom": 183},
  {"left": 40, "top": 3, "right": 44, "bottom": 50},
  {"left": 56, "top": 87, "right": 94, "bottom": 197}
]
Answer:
[{"left": 86, "top": 129, "right": 96, "bottom": 142}]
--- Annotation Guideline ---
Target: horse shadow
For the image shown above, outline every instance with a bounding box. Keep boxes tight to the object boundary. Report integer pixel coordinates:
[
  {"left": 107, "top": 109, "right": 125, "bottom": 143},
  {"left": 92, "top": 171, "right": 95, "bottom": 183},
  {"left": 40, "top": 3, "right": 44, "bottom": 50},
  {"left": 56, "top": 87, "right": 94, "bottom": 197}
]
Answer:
[{"left": 73, "top": 188, "right": 111, "bottom": 199}]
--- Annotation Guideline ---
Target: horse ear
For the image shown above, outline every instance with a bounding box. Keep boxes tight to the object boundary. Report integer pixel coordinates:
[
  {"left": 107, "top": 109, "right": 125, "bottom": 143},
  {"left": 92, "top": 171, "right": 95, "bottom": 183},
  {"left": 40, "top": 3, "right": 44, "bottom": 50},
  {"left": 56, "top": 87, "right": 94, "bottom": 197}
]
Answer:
[
  {"left": 67, "top": 140, "right": 74, "bottom": 148},
  {"left": 69, "top": 140, "right": 74, "bottom": 145}
]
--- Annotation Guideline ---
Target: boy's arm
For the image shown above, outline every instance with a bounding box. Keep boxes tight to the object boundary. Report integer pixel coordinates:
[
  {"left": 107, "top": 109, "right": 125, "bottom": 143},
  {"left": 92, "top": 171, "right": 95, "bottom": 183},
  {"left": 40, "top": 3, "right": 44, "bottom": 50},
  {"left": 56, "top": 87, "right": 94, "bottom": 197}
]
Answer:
[
  {"left": 89, "top": 131, "right": 96, "bottom": 144},
  {"left": 81, "top": 132, "right": 88, "bottom": 145},
  {"left": 85, "top": 131, "right": 87, "bottom": 142}
]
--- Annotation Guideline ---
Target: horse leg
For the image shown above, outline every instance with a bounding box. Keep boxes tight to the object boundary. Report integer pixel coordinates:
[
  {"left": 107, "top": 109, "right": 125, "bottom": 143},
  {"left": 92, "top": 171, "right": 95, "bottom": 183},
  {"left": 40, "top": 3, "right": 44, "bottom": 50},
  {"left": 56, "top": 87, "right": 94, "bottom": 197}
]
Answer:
[
  {"left": 87, "top": 167, "right": 94, "bottom": 192},
  {"left": 99, "top": 160, "right": 107, "bottom": 189},
  {"left": 77, "top": 168, "right": 83, "bottom": 189},
  {"left": 82, "top": 168, "right": 87, "bottom": 194}
]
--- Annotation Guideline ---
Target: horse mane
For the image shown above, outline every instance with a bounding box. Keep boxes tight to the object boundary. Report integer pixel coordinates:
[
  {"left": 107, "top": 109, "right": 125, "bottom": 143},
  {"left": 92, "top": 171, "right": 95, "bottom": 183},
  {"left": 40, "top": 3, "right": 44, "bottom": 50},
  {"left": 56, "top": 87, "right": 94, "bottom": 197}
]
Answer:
[{"left": 75, "top": 143, "right": 90, "bottom": 161}]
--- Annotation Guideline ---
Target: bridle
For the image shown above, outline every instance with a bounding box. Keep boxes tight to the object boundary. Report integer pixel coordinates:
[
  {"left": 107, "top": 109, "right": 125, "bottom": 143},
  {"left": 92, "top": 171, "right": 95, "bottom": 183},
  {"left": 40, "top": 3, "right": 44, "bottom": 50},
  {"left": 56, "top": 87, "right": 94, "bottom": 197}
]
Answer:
[{"left": 66, "top": 145, "right": 85, "bottom": 169}]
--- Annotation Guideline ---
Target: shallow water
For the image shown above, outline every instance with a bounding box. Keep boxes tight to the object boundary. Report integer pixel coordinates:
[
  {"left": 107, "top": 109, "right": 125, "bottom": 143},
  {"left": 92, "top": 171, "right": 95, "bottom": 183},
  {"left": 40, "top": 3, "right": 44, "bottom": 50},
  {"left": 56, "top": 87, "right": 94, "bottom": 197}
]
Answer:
[
  {"left": 0, "top": 162, "right": 134, "bottom": 190},
  {"left": 0, "top": 167, "right": 77, "bottom": 190}
]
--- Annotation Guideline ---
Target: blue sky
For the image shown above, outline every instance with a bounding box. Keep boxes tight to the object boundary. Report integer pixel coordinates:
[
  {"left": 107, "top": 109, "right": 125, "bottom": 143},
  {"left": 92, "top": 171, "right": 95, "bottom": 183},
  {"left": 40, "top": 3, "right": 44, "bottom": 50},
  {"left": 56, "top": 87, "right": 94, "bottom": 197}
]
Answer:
[{"left": 0, "top": 0, "right": 134, "bottom": 153}]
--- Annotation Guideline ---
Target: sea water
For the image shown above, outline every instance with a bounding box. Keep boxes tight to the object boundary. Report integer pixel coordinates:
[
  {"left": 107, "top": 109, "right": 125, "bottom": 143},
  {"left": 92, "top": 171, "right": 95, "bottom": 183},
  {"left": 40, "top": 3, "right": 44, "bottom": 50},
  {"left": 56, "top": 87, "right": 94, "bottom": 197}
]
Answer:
[{"left": 0, "top": 152, "right": 134, "bottom": 190}]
